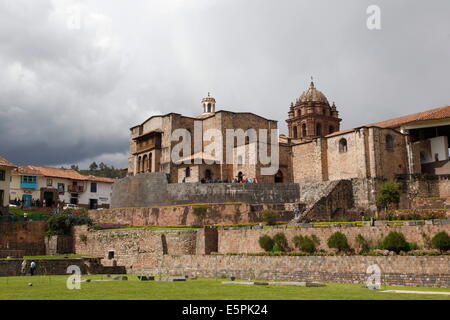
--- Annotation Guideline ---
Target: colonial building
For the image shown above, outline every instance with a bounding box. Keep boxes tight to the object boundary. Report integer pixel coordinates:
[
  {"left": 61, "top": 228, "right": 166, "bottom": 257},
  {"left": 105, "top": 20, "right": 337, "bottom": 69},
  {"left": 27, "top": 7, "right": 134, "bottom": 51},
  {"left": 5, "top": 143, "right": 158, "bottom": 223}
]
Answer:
[
  {"left": 0, "top": 157, "right": 16, "bottom": 210},
  {"left": 127, "top": 81, "right": 450, "bottom": 185},
  {"left": 10, "top": 166, "right": 114, "bottom": 209}
]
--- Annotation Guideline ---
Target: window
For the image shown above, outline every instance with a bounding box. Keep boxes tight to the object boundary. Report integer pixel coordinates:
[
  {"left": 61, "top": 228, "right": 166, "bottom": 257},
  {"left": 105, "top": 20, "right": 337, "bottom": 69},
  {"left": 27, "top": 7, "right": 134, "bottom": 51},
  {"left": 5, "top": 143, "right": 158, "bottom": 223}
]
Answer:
[
  {"left": 293, "top": 126, "right": 298, "bottom": 139},
  {"left": 385, "top": 135, "right": 395, "bottom": 151},
  {"left": 0, "top": 170, "right": 5, "bottom": 181},
  {"left": 108, "top": 251, "right": 115, "bottom": 260},
  {"left": 0, "top": 190, "right": 4, "bottom": 206},
  {"left": 339, "top": 138, "right": 348, "bottom": 153},
  {"left": 91, "top": 182, "right": 97, "bottom": 193},
  {"left": 57, "top": 183, "right": 65, "bottom": 193},
  {"left": 302, "top": 123, "right": 307, "bottom": 137},
  {"left": 316, "top": 123, "right": 322, "bottom": 136},
  {"left": 329, "top": 126, "right": 334, "bottom": 134},
  {"left": 47, "top": 179, "right": 53, "bottom": 187},
  {"left": 22, "top": 176, "right": 37, "bottom": 184}
]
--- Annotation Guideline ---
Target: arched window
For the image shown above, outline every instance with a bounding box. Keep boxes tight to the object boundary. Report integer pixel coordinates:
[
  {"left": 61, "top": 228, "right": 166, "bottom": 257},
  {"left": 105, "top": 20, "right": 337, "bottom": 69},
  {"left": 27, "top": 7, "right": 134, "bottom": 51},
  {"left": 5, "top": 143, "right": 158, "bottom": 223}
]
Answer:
[
  {"left": 293, "top": 126, "right": 298, "bottom": 139},
  {"left": 339, "top": 138, "right": 348, "bottom": 153},
  {"left": 207, "top": 103, "right": 212, "bottom": 113},
  {"left": 385, "top": 135, "right": 394, "bottom": 151},
  {"left": 302, "top": 123, "right": 307, "bottom": 137},
  {"left": 137, "top": 157, "right": 142, "bottom": 173},
  {"left": 329, "top": 126, "right": 334, "bottom": 134},
  {"left": 316, "top": 123, "right": 322, "bottom": 136},
  {"left": 238, "top": 155, "right": 243, "bottom": 165},
  {"left": 142, "top": 155, "right": 148, "bottom": 172},
  {"left": 148, "top": 153, "right": 153, "bottom": 172}
]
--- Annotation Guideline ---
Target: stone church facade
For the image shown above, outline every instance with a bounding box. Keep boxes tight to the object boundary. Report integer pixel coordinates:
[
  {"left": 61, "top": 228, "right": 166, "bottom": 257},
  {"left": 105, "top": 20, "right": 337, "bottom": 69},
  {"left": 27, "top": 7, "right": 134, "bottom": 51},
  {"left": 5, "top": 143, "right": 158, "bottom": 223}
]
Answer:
[{"left": 127, "top": 81, "right": 450, "bottom": 184}]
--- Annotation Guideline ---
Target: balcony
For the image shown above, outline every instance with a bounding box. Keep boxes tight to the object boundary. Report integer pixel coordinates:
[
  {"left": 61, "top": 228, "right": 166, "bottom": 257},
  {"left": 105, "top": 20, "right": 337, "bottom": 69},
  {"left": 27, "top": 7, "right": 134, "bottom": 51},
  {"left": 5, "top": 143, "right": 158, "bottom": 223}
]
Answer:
[
  {"left": 20, "top": 182, "right": 38, "bottom": 190},
  {"left": 68, "top": 185, "right": 85, "bottom": 193}
]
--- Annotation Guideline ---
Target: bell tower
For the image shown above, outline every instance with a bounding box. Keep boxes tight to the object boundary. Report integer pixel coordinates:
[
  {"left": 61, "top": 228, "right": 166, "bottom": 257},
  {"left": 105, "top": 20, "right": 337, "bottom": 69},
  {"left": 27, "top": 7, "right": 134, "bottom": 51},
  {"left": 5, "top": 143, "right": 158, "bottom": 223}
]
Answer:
[
  {"left": 201, "top": 93, "right": 216, "bottom": 115},
  {"left": 286, "top": 80, "right": 341, "bottom": 141}
]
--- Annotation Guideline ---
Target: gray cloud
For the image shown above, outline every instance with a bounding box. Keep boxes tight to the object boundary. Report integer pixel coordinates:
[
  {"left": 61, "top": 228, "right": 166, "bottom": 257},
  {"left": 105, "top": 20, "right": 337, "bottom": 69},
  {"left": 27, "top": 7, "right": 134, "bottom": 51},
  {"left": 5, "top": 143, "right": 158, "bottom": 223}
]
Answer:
[{"left": 1, "top": 0, "right": 449, "bottom": 168}]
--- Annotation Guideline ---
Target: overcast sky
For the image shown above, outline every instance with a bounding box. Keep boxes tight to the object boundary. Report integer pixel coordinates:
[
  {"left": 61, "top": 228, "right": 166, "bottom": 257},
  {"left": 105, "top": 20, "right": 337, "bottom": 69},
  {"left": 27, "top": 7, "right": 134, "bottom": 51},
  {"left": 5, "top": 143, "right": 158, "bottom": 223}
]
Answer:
[{"left": 1, "top": 0, "right": 449, "bottom": 169}]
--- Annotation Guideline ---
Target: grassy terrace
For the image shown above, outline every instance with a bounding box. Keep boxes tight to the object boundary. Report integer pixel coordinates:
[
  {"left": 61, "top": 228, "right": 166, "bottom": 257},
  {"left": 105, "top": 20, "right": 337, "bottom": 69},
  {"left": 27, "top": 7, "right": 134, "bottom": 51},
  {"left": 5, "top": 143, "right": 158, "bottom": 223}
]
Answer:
[{"left": 0, "top": 276, "right": 449, "bottom": 300}]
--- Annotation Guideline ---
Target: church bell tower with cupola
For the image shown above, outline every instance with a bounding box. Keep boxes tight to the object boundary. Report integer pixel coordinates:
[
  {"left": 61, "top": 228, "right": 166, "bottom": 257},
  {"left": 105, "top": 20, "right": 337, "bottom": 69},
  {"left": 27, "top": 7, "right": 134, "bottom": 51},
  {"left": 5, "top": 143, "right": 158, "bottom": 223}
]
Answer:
[
  {"left": 201, "top": 93, "right": 216, "bottom": 116},
  {"left": 286, "top": 79, "right": 341, "bottom": 141}
]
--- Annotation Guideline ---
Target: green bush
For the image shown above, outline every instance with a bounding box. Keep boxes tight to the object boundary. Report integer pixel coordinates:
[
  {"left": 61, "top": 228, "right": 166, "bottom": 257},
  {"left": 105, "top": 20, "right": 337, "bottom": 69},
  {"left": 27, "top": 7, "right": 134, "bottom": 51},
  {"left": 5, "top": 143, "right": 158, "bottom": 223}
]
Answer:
[
  {"left": 261, "top": 210, "right": 278, "bottom": 226},
  {"left": 376, "top": 180, "right": 402, "bottom": 209},
  {"left": 46, "top": 214, "right": 92, "bottom": 237},
  {"left": 327, "top": 232, "right": 350, "bottom": 252},
  {"left": 258, "top": 235, "right": 274, "bottom": 252},
  {"left": 379, "top": 231, "right": 410, "bottom": 253},
  {"left": 272, "top": 243, "right": 283, "bottom": 252},
  {"left": 355, "top": 234, "right": 371, "bottom": 254},
  {"left": 273, "top": 233, "right": 288, "bottom": 252},
  {"left": 293, "top": 235, "right": 320, "bottom": 253},
  {"left": 432, "top": 232, "right": 450, "bottom": 252}
]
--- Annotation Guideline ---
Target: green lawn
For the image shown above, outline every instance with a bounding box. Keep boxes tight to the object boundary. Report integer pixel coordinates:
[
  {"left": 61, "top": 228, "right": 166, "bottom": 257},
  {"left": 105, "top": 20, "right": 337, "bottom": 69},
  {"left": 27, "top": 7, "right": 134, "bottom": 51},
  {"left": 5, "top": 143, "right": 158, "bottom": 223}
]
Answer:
[{"left": 0, "top": 276, "right": 449, "bottom": 300}]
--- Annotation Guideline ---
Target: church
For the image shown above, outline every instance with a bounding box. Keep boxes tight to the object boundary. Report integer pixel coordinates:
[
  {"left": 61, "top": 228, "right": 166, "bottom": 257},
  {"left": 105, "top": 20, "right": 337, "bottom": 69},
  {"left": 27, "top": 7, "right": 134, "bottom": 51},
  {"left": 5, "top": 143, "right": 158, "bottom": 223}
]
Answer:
[{"left": 127, "top": 81, "right": 450, "bottom": 184}]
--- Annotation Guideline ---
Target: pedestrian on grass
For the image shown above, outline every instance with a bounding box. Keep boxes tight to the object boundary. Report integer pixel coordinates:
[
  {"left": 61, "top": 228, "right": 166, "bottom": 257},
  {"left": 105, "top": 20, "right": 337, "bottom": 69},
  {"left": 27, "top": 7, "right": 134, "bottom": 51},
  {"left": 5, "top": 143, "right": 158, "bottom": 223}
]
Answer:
[{"left": 30, "top": 261, "right": 36, "bottom": 276}]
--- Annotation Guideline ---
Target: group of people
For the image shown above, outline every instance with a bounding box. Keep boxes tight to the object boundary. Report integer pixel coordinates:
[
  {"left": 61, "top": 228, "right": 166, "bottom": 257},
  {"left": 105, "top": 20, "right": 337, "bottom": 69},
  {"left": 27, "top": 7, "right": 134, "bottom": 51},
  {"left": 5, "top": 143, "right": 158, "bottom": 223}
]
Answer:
[
  {"left": 12, "top": 198, "right": 46, "bottom": 209},
  {"left": 197, "top": 178, "right": 259, "bottom": 184},
  {"left": 20, "top": 260, "right": 37, "bottom": 276}
]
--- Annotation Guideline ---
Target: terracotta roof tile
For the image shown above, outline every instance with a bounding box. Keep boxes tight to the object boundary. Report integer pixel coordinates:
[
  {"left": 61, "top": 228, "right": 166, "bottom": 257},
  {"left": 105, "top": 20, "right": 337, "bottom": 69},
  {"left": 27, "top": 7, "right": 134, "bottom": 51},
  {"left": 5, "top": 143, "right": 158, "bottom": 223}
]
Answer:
[
  {"left": 12, "top": 165, "right": 115, "bottom": 183},
  {"left": 368, "top": 105, "right": 450, "bottom": 129},
  {"left": 0, "top": 157, "right": 16, "bottom": 168}
]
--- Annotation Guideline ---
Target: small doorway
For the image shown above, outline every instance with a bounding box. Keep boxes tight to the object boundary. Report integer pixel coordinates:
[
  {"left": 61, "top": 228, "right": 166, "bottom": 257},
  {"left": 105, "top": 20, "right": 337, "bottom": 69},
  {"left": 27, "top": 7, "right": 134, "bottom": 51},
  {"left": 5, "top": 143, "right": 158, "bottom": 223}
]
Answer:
[
  {"left": 237, "top": 172, "right": 244, "bottom": 182},
  {"left": 205, "top": 169, "right": 213, "bottom": 181},
  {"left": 22, "top": 194, "right": 32, "bottom": 207},
  {"left": 89, "top": 199, "right": 98, "bottom": 210},
  {"left": 44, "top": 191, "right": 54, "bottom": 207},
  {"left": 275, "top": 170, "right": 284, "bottom": 183}
]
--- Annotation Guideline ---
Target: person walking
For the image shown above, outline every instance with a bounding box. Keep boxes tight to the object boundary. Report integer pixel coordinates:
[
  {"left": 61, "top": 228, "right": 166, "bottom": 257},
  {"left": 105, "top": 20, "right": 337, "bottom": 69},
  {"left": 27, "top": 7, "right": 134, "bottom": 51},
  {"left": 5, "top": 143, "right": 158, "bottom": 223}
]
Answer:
[
  {"left": 21, "top": 260, "right": 27, "bottom": 276},
  {"left": 30, "top": 261, "right": 37, "bottom": 276}
]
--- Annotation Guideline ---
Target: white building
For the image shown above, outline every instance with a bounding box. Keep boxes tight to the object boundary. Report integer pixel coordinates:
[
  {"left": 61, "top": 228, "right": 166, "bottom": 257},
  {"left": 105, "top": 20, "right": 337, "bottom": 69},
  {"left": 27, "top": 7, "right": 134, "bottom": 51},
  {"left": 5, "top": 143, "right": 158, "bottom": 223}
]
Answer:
[
  {"left": 10, "top": 166, "right": 114, "bottom": 209},
  {"left": 0, "top": 157, "right": 17, "bottom": 210}
]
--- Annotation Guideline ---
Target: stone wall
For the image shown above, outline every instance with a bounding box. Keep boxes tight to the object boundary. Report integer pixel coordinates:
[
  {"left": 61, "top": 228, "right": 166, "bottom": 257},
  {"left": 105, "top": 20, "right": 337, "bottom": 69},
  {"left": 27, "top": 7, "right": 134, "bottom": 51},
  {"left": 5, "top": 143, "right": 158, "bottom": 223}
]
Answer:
[
  {"left": 0, "top": 258, "right": 125, "bottom": 277},
  {"left": 217, "top": 223, "right": 450, "bottom": 254},
  {"left": 73, "top": 226, "right": 198, "bottom": 270},
  {"left": 45, "top": 236, "right": 74, "bottom": 256},
  {"left": 147, "top": 255, "right": 450, "bottom": 288},
  {"left": 88, "top": 203, "right": 293, "bottom": 226},
  {"left": 111, "top": 173, "right": 300, "bottom": 208},
  {"left": 0, "top": 222, "right": 46, "bottom": 256}
]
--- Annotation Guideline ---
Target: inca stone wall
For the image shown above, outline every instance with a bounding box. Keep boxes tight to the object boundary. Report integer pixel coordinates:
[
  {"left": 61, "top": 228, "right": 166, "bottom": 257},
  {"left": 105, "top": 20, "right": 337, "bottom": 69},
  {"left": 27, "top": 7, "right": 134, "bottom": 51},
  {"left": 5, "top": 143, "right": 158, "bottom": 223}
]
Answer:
[
  {"left": 111, "top": 173, "right": 301, "bottom": 208},
  {"left": 217, "top": 222, "right": 450, "bottom": 254},
  {"left": 88, "top": 203, "right": 293, "bottom": 227},
  {"left": 0, "top": 258, "right": 125, "bottom": 277},
  {"left": 0, "top": 222, "right": 46, "bottom": 256},
  {"left": 73, "top": 226, "right": 198, "bottom": 270},
  {"left": 148, "top": 255, "right": 450, "bottom": 288}
]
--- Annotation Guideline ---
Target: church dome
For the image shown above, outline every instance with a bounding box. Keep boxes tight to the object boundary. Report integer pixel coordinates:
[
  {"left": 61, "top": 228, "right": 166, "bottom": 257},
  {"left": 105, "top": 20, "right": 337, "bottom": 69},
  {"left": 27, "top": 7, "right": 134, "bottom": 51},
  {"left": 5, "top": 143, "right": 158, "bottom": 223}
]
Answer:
[{"left": 298, "top": 81, "right": 330, "bottom": 105}]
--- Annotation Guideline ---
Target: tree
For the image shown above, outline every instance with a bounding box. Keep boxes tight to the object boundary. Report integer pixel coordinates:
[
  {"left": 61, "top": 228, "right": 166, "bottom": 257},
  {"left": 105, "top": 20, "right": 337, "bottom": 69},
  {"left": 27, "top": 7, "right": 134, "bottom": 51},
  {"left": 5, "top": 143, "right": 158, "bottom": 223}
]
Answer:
[
  {"left": 432, "top": 232, "right": 450, "bottom": 252},
  {"left": 71, "top": 165, "right": 79, "bottom": 171},
  {"left": 327, "top": 232, "right": 350, "bottom": 252},
  {"left": 379, "top": 231, "right": 410, "bottom": 254},
  {"left": 376, "top": 180, "right": 402, "bottom": 210},
  {"left": 259, "top": 235, "right": 274, "bottom": 252},
  {"left": 89, "top": 162, "right": 99, "bottom": 171}
]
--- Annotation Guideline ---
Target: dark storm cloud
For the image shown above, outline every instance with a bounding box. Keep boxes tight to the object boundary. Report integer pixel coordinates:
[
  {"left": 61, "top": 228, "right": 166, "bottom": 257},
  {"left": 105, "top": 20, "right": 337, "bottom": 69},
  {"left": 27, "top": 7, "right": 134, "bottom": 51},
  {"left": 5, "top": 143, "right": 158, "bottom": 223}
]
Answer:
[{"left": 0, "top": 0, "right": 449, "bottom": 168}]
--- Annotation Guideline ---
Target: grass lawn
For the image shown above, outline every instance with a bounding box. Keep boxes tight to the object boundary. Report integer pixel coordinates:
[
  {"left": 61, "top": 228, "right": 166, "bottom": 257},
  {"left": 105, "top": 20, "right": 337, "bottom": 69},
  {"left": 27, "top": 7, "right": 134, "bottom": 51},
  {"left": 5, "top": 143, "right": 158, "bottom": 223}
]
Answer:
[{"left": 0, "top": 276, "right": 449, "bottom": 300}]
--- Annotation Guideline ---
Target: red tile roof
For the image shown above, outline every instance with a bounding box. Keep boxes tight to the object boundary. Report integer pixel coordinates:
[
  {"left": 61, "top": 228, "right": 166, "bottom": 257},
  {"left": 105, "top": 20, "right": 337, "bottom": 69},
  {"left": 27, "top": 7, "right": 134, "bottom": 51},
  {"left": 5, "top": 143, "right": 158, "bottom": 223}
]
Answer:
[
  {"left": 13, "top": 165, "right": 115, "bottom": 183},
  {"left": 325, "top": 105, "right": 450, "bottom": 137},
  {"left": 0, "top": 157, "right": 16, "bottom": 168},
  {"left": 368, "top": 105, "right": 450, "bottom": 129}
]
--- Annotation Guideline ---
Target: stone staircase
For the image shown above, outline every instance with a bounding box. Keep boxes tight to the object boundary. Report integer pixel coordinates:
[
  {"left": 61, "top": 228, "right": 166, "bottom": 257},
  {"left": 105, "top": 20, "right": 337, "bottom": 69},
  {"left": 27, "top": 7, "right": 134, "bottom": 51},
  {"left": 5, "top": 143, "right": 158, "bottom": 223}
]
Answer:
[{"left": 289, "top": 180, "right": 354, "bottom": 224}]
